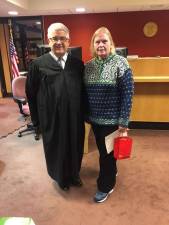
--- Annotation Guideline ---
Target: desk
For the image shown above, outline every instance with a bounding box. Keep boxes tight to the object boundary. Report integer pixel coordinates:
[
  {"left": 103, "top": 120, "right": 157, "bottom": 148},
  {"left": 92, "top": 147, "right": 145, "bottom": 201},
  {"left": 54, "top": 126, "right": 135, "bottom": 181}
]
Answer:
[
  {"left": 128, "top": 57, "right": 169, "bottom": 77},
  {"left": 84, "top": 123, "right": 91, "bottom": 153},
  {"left": 128, "top": 57, "right": 169, "bottom": 122}
]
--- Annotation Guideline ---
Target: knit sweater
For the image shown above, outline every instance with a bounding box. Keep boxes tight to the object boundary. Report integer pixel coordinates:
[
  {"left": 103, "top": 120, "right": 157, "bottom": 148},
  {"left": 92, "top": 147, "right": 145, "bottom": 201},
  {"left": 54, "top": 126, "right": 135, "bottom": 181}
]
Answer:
[{"left": 84, "top": 54, "right": 134, "bottom": 127}]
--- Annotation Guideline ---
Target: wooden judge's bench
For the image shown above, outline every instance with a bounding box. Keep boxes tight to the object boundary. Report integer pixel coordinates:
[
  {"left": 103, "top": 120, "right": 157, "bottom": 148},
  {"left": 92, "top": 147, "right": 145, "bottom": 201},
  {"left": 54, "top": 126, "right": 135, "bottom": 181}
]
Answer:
[
  {"left": 84, "top": 57, "right": 169, "bottom": 153},
  {"left": 128, "top": 57, "right": 169, "bottom": 122}
]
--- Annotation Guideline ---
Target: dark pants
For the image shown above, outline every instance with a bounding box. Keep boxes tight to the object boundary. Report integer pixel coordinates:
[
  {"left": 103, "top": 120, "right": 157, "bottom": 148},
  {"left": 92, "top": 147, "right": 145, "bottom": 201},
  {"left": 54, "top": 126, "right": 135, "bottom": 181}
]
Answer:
[{"left": 92, "top": 124, "right": 118, "bottom": 193}]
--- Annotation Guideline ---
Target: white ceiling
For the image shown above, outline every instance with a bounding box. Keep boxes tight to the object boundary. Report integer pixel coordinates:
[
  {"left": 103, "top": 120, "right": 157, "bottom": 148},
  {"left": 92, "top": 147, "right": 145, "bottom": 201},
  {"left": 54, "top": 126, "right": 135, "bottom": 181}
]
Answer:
[{"left": 0, "top": 0, "right": 169, "bottom": 17}]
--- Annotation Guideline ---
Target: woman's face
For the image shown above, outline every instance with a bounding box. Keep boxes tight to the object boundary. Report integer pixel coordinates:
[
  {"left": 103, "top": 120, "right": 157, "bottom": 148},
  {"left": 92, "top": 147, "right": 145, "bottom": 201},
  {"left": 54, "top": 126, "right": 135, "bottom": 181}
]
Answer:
[{"left": 94, "top": 33, "right": 112, "bottom": 59}]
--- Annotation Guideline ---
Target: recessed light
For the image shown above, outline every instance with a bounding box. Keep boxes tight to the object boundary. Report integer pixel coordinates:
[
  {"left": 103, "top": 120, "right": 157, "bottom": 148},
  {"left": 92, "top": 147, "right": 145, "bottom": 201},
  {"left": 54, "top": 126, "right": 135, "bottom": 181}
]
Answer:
[
  {"left": 76, "top": 8, "right": 86, "bottom": 13},
  {"left": 8, "top": 11, "right": 18, "bottom": 15}
]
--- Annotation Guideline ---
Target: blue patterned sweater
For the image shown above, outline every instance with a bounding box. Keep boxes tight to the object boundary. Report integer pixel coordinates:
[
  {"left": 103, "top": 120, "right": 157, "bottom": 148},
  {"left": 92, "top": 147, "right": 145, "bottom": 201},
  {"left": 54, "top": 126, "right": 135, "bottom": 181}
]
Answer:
[{"left": 84, "top": 54, "right": 134, "bottom": 127}]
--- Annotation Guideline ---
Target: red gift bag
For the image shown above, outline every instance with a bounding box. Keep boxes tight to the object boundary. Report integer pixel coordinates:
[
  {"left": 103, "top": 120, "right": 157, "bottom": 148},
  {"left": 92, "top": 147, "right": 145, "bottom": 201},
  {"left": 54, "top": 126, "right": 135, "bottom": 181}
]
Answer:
[{"left": 113, "top": 136, "right": 133, "bottom": 159}]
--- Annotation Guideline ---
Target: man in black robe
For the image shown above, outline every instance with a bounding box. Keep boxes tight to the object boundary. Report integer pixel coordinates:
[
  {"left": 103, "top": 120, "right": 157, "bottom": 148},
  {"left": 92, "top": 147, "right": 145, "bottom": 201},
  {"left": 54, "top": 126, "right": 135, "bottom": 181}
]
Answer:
[{"left": 26, "top": 22, "right": 85, "bottom": 191}]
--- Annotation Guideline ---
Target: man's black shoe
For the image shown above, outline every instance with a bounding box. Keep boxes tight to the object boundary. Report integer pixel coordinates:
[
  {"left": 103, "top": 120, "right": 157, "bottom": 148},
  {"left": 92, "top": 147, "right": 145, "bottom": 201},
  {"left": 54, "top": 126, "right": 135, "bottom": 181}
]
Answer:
[
  {"left": 59, "top": 183, "right": 70, "bottom": 191},
  {"left": 61, "top": 185, "right": 70, "bottom": 191},
  {"left": 71, "top": 177, "right": 83, "bottom": 187}
]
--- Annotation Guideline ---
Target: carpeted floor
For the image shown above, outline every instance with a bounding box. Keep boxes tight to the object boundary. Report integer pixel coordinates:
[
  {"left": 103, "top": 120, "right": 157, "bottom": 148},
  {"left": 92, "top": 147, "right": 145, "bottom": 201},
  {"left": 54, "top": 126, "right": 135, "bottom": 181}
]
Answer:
[
  {"left": 0, "top": 98, "right": 27, "bottom": 139},
  {"left": 0, "top": 97, "right": 169, "bottom": 225}
]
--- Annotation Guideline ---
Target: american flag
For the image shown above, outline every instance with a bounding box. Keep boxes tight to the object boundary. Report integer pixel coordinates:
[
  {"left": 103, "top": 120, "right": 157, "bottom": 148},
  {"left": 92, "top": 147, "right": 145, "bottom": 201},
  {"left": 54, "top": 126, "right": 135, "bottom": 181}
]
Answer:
[{"left": 9, "top": 37, "right": 20, "bottom": 78}]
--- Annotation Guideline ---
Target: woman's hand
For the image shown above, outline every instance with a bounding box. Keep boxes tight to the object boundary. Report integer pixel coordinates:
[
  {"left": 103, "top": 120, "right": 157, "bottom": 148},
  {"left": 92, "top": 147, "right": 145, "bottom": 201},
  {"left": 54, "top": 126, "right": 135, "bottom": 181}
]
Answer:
[{"left": 118, "top": 126, "right": 129, "bottom": 137}]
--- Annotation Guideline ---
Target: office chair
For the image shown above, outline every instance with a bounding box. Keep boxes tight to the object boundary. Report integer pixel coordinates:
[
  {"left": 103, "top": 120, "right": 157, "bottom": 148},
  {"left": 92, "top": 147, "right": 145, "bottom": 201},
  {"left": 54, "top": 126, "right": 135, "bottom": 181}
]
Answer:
[{"left": 12, "top": 76, "right": 40, "bottom": 140}]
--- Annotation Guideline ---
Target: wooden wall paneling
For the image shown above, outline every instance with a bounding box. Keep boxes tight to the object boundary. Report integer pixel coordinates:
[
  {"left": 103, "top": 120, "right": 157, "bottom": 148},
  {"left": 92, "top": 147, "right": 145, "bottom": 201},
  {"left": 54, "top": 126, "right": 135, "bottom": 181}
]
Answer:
[
  {"left": 131, "top": 82, "right": 169, "bottom": 122},
  {"left": 0, "top": 24, "right": 11, "bottom": 94}
]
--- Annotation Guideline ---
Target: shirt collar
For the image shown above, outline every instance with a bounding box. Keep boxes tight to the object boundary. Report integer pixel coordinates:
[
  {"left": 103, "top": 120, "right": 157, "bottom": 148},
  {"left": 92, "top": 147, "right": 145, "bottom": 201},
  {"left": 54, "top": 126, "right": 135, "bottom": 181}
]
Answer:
[{"left": 49, "top": 51, "right": 68, "bottom": 62}]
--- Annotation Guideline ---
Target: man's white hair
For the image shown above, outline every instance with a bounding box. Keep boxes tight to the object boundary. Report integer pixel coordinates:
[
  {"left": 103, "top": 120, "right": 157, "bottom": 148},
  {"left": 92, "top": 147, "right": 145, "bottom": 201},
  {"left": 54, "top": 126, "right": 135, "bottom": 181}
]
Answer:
[{"left": 47, "top": 22, "right": 70, "bottom": 39}]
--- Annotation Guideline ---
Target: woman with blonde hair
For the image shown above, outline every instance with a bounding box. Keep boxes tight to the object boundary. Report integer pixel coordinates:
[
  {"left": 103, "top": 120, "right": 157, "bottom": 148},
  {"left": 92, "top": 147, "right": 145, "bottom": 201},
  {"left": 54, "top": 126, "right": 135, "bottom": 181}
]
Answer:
[{"left": 84, "top": 27, "right": 134, "bottom": 203}]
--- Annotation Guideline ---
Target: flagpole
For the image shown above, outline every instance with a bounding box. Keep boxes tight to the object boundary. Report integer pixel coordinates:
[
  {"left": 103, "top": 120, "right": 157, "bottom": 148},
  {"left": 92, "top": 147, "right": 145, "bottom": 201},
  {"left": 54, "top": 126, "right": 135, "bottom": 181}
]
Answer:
[
  {"left": 8, "top": 19, "right": 13, "bottom": 40},
  {"left": 8, "top": 19, "right": 13, "bottom": 79}
]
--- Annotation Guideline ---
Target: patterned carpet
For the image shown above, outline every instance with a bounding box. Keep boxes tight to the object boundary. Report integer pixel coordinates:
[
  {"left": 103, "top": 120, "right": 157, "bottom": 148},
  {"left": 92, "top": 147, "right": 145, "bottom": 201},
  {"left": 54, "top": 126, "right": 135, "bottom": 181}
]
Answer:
[{"left": 0, "top": 97, "right": 27, "bottom": 139}]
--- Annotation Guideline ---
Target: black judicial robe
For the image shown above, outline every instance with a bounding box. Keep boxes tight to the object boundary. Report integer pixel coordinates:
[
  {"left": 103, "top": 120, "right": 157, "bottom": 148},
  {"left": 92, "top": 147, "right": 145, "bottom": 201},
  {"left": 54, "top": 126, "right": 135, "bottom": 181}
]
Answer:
[{"left": 26, "top": 53, "right": 85, "bottom": 188}]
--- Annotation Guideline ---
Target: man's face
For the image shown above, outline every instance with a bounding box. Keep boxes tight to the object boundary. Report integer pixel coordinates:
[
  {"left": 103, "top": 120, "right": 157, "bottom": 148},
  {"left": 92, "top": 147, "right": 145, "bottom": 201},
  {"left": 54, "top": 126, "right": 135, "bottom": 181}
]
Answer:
[
  {"left": 48, "top": 30, "right": 70, "bottom": 57},
  {"left": 94, "top": 33, "right": 112, "bottom": 59}
]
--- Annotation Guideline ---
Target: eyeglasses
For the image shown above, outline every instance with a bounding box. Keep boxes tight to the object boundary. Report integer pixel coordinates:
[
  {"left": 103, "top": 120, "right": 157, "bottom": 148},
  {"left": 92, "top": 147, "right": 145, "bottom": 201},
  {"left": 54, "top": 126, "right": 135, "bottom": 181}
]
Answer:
[{"left": 49, "top": 36, "right": 68, "bottom": 42}]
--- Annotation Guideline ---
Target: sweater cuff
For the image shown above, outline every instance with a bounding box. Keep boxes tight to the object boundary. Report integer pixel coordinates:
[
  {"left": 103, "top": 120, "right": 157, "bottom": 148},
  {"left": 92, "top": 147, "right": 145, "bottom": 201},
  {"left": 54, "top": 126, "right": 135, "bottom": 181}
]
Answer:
[{"left": 118, "top": 118, "right": 129, "bottom": 127}]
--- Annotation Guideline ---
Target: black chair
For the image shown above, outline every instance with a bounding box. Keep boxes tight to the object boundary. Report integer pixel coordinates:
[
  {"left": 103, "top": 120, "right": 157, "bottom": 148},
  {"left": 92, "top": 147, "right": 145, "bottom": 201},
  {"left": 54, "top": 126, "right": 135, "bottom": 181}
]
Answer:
[{"left": 12, "top": 76, "right": 40, "bottom": 140}]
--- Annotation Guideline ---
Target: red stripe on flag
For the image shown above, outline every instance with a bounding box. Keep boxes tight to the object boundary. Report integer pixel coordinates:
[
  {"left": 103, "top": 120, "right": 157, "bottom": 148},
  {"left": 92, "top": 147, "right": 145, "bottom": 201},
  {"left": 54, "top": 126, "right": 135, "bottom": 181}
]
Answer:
[{"left": 9, "top": 38, "right": 20, "bottom": 79}]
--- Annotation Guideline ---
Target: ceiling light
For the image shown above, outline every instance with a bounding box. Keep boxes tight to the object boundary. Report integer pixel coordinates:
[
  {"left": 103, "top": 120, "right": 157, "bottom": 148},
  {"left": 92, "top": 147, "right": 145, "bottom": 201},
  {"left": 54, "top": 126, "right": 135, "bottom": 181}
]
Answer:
[
  {"left": 8, "top": 11, "right": 18, "bottom": 15},
  {"left": 76, "top": 8, "right": 85, "bottom": 13}
]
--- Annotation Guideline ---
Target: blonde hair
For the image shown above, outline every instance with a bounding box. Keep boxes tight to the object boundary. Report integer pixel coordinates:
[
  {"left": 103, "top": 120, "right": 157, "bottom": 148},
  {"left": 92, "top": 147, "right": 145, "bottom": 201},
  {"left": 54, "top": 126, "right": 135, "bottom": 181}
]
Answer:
[
  {"left": 47, "top": 22, "right": 70, "bottom": 39},
  {"left": 90, "top": 27, "right": 115, "bottom": 57}
]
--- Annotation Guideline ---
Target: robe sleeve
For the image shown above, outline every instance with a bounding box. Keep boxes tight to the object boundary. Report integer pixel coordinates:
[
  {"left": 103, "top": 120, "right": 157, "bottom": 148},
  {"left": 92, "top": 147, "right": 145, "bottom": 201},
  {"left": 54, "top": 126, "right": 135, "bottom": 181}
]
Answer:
[{"left": 26, "top": 60, "right": 40, "bottom": 127}]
